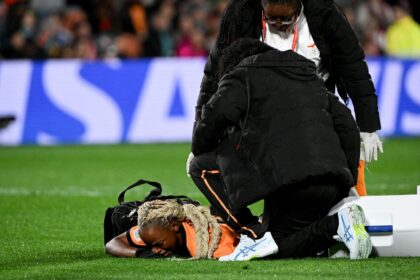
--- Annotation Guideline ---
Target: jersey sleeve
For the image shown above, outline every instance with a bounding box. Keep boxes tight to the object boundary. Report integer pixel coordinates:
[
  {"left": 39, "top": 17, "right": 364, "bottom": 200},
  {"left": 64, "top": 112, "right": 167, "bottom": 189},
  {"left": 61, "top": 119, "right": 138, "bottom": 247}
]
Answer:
[{"left": 126, "top": 226, "right": 147, "bottom": 248}]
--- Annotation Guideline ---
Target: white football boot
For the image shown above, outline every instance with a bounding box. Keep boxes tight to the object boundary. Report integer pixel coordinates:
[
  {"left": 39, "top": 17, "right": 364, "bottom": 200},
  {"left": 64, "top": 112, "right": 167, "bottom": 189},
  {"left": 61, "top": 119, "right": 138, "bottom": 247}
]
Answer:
[
  {"left": 219, "top": 231, "right": 278, "bottom": 261},
  {"left": 335, "top": 204, "right": 372, "bottom": 259}
]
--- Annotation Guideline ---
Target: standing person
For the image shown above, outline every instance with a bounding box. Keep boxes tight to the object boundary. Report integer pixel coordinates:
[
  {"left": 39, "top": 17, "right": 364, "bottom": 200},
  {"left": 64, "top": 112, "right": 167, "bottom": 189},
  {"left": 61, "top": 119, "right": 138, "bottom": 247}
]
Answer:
[
  {"left": 187, "top": 0, "right": 383, "bottom": 194},
  {"left": 189, "top": 38, "right": 372, "bottom": 261},
  {"left": 385, "top": 1, "right": 420, "bottom": 57}
]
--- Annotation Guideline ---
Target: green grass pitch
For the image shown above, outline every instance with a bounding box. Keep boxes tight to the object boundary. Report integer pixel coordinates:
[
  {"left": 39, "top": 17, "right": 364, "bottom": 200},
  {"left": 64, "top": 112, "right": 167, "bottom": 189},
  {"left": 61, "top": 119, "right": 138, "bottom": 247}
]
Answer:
[{"left": 1, "top": 138, "right": 420, "bottom": 279}]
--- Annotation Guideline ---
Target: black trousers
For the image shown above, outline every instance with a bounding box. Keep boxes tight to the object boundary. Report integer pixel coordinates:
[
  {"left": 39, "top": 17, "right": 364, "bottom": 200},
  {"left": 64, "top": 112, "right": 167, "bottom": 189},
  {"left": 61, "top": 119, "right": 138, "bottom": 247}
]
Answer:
[
  {"left": 189, "top": 151, "right": 348, "bottom": 258},
  {"left": 189, "top": 151, "right": 266, "bottom": 239}
]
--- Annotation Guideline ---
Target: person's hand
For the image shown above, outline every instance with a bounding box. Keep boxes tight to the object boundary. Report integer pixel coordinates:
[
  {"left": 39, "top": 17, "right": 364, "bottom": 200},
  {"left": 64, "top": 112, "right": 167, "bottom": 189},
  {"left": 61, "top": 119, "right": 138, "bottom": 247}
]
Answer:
[
  {"left": 186, "top": 152, "right": 195, "bottom": 177},
  {"left": 360, "top": 131, "right": 383, "bottom": 162},
  {"left": 151, "top": 247, "right": 172, "bottom": 257}
]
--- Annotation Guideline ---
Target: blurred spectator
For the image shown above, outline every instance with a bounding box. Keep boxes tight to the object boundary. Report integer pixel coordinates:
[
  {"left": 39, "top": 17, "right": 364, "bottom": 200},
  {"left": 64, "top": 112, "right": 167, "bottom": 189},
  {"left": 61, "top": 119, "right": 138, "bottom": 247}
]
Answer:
[
  {"left": 116, "top": 33, "right": 142, "bottom": 58},
  {"left": 204, "top": 7, "right": 221, "bottom": 51},
  {"left": 361, "top": 32, "right": 383, "bottom": 56},
  {"left": 120, "top": 0, "right": 148, "bottom": 38},
  {"left": 63, "top": 20, "right": 97, "bottom": 59},
  {"left": 62, "top": 6, "right": 87, "bottom": 34},
  {"left": 144, "top": 0, "right": 175, "bottom": 57},
  {"left": 339, "top": 0, "right": 393, "bottom": 56},
  {"left": 66, "top": 0, "right": 98, "bottom": 34},
  {"left": 174, "top": 0, "right": 208, "bottom": 57},
  {"left": 37, "top": 13, "right": 72, "bottom": 58},
  {"left": 3, "top": 0, "right": 28, "bottom": 41},
  {"left": 93, "top": 0, "right": 116, "bottom": 34},
  {"left": 30, "top": 0, "right": 65, "bottom": 15},
  {"left": 2, "top": 2, "right": 45, "bottom": 58},
  {"left": 354, "top": 0, "right": 394, "bottom": 31},
  {"left": 385, "top": 1, "right": 420, "bottom": 57},
  {"left": 176, "top": 26, "right": 207, "bottom": 57}
]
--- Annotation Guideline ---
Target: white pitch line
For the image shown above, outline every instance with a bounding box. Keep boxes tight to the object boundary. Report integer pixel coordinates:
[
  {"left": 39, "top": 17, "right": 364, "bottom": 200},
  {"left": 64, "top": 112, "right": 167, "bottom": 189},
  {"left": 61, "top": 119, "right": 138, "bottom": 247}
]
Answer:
[
  {"left": 0, "top": 187, "right": 104, "bottom": 197},
  {"left": 0, "top": 188, "right": 206, "bottom": 199}
]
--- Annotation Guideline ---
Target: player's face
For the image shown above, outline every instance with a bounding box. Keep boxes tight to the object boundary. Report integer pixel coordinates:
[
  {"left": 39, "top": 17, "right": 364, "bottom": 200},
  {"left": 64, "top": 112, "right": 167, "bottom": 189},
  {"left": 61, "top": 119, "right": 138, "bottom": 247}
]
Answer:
[
  {"left": 139, "top": 223, "right": 183, "bottom": 257},
  {"left": 262, "top": 2, "right": 301, "bottom": 32}
]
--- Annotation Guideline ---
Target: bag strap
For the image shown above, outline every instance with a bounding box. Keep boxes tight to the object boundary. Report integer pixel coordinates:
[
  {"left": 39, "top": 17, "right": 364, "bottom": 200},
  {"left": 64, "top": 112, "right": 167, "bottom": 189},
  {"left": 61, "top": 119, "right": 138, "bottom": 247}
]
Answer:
[
  {"left": 118, "top": 179, "right": 162, "bottom": 204},
  {"left": 148, "top": 194, "right": 200, "bottom": 206}
]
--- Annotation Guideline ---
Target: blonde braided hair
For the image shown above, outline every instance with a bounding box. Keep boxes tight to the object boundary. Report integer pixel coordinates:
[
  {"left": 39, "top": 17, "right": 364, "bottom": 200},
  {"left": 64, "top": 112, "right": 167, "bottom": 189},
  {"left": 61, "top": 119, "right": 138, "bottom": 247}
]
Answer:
[{"left": 137, "top": 200, "right": 221, "bottom": 259}]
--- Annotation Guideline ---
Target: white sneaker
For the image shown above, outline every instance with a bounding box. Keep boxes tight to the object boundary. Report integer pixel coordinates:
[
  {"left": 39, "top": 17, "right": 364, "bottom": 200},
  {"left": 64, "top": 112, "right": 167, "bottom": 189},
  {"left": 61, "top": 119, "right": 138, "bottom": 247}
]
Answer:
[
  {"left": 219, "top": 232, "right": 278, "bottom": 261},
  {"left": 335, "top": 204, "right": 372, "bottom": 259}
]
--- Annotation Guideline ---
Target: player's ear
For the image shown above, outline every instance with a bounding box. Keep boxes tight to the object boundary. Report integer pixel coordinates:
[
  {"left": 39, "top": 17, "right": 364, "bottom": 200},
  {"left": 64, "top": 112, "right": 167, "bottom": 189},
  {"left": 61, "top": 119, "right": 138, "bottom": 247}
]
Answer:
[{"left": 170, "top": 221, "right": 181, "bottom": 232}]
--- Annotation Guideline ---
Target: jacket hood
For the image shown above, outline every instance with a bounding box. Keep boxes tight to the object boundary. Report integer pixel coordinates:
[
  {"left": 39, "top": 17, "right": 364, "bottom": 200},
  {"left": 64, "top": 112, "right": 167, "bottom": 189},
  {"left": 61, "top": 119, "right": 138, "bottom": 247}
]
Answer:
[{"left": 236, "top": 49, "right": 317, "bottom": 81}]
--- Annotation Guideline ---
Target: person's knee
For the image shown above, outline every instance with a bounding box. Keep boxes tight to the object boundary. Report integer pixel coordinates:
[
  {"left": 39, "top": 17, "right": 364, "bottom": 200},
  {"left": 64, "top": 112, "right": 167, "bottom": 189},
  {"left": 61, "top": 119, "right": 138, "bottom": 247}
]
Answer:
[
  {"left": 189, "top": 155, "right": 202, "bottom": 177},
  {"left": 189, "top": 151, "right": 219, "bottom": 178}
]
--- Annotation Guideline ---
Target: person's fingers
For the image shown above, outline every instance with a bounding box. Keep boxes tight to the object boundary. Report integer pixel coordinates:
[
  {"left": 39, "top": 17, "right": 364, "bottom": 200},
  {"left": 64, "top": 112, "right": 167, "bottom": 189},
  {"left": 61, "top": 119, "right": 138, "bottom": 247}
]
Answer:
[
  {"left": 366, "top": 143, "right": 372, "bottom": 162},
  {"left": 186, "top": 152, "right": 195, "bottom": 177},
  {"left": 379, "top": 139, "right": 384, "bottom": 154},
  {"left": 370, "top": 146, "right": 374, "bottom": 162},
  {"left": 364, "top": 142, "right": 369, "bottom": 162},
  {"left": 373, "top": 144, "right": 378, "bottom": 161},
  {"left": 359, "top": 141, "right": 365, "bottom": 161},
  {"left": 186, "top": 158, "right": 189, "bottom": 177},
  {"left": 164, "top": 251, "right": 172, "bottom": 257}
]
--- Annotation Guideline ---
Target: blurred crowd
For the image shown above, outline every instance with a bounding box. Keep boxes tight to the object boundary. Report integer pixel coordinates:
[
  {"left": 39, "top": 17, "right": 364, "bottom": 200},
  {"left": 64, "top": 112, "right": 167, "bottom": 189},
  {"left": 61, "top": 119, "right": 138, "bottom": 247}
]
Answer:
[
  {"left": 337, "top": 0, "right": 420, "bottom": 57},
  {"left": 0, "top": 0, "right": 419, "bottom": 60}
]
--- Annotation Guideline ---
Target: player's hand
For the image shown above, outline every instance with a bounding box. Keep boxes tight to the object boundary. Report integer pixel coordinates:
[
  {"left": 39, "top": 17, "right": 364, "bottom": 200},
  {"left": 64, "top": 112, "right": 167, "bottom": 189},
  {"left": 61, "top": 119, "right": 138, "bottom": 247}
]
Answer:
[
  {"left": 360, "top": 131, "right": 383, "bottom": 162},
  {"left": 186, "top": 152, "right": 195, "bottom": 177}
]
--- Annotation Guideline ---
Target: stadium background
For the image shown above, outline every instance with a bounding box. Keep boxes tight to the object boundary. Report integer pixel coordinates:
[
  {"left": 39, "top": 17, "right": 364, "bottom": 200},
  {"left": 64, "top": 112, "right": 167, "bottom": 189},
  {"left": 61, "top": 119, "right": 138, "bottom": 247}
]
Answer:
[
  {"left": 1, "top": 0, "right": 420, "bottom": 279},
  {"left": 1, "top": 0, "right": 420, "bottom": 144}
]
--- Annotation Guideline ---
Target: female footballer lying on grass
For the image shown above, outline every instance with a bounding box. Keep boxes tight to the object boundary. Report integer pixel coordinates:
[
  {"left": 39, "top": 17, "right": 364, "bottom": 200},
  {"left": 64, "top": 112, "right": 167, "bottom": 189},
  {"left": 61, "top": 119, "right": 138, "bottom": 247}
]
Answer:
[
  {"left": 105, "top": 197, "right": 370, "bottom": 260},
  {"left": 105, "top": 199, "right": 240, "bottom": 259}
]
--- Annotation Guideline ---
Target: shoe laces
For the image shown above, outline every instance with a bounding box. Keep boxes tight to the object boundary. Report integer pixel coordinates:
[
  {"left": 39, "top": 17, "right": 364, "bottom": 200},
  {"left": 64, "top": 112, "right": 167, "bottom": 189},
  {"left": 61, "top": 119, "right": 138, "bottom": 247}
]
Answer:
[{"left": 238, "top": 234, "right": 256, "bottom": 246}]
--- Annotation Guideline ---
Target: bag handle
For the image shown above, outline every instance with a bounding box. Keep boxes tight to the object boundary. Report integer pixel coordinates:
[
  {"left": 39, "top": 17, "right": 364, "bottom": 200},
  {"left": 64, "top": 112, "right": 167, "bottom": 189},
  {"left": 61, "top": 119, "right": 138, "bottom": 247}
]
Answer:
[
  {"left": 118, "top": 179, "right": 162, "bottom": 204},
  {"left": 150, "top": 195, "right": 200, "bottom": 206}
]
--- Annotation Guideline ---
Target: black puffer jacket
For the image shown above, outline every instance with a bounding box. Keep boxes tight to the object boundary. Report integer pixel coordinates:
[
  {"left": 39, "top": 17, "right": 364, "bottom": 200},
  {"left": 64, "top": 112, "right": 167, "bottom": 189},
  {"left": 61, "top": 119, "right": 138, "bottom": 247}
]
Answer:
[
  {"left": 192, "top": 49, "right": 359, "bottom": 209},
  {"left": 195, "top": 0, "right": 380, "bottom": 133}
]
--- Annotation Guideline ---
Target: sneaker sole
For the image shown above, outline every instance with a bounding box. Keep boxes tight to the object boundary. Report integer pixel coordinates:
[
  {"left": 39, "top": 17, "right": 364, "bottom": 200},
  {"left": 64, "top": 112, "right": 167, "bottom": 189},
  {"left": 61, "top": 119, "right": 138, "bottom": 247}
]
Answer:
[
  {"left": 349, "top": 205, "right": 373, "bottom": 260},
  {"left": 238, "top": 246, "right": 279, "bottom": 261},
  {"left": 219, "top": 242, "right": 279, "bottom": 261}
]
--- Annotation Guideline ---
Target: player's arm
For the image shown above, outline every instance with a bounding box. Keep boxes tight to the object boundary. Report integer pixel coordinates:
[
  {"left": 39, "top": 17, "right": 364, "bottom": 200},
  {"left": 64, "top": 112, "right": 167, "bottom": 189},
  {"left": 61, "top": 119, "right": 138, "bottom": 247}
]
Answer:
[
  {"left": 192, "top": 72, "right": 247, "bottom": 156},
  {"left": 326, "top": 3, "right": 380, "bottom": 133},
  {"left": 327, "top": 93, "right": 360, "bottom": 181},
  {"left": 105, "top": 232, "right": 137, "bottom": 257}
]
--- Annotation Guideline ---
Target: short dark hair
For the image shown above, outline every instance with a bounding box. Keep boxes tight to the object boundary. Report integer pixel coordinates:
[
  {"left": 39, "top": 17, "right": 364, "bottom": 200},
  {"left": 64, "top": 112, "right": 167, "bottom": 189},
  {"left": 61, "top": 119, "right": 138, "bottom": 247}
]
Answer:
[
  {"left": 218, "top": 38, "right": 274, "bottom": 78},
  {"left": 261, "top": 0, "right": 301, "bottom": 8}
]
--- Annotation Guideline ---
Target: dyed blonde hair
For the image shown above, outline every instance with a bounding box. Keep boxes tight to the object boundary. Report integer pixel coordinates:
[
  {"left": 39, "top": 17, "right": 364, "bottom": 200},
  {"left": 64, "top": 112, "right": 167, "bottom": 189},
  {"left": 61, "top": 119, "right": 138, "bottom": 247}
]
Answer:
[{"left": 137, "top": 199, "right": 221, "bottom": 259}]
